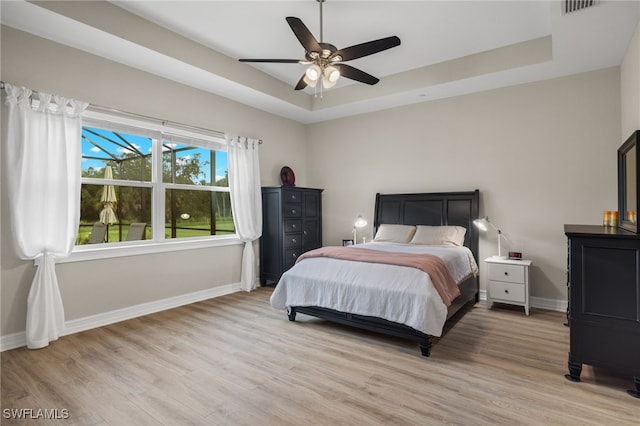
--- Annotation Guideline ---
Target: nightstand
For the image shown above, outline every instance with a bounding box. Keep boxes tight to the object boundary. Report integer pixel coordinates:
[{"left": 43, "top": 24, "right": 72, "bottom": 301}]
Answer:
[{"left": 484, "top": 257, "right": 532, "bottom": 315}]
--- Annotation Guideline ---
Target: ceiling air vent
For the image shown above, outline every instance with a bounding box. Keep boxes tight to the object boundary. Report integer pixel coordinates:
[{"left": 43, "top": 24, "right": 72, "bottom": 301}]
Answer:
[{"left": 563, "top": 0, "right": 600, "bottom": 14}]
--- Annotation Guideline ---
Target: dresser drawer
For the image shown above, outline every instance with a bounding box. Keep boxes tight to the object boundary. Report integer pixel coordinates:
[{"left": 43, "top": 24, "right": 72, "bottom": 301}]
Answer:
[
  {"left": 283, "top": 190, "right": 302, "bottom": 204},
  {"left": 283, "top": 204, "right": 302, "bottom": 217},
  {"left": 489, "top": 263, "right": 525, "bottom": 284},
  {"left": 284, "top": 248, "right": 301, "bottom": 269},
  {"left": 284, "top": 233, "right": 302, "bottom": 249},
  {"left": 488, "top": 281, "right": 525, "bottom": 303},
  {"left": 284, "top": 219, "right": 302, "bottom": 233}
]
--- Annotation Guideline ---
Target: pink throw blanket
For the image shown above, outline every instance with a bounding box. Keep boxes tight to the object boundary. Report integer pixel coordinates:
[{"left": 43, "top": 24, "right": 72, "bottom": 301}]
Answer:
[{"left": 296, "top": 246, "right": 461, "bottom": 306}]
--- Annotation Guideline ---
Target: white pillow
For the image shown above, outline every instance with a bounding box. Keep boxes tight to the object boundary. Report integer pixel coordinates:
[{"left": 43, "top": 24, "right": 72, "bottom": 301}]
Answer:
[
  {"left": 410, "top": 225, "right": 467, "bottom": 246},
  {"left": 373, "top": 224, "right": 416, "bottom": 243}
]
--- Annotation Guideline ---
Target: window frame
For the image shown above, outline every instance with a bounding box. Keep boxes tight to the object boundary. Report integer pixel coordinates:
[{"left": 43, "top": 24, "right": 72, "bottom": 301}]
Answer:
[{"left": 65, "top": 110, "right": 241, "bottom": 264}]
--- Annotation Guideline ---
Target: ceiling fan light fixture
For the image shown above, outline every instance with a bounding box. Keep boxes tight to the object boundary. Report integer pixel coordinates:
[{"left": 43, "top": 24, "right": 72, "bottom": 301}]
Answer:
[
  {"left": 324, "top": 65, "right": 340, "bottom": 83},
  {"left": 321, "top": 75, "right": 336, "bottom": 89},
  {"left": 303, "top": 75, "right": 318, "bottom": 88},
  {"left": 305, "top": 64, "right": 321, "bottom": 82}
]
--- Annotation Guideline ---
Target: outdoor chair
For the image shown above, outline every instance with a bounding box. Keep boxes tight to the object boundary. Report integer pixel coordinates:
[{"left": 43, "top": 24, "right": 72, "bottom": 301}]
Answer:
[
  {"left": 126, "top": 222, "right": 147, "bottom": 241},
  {"left": 88, "top": 223, "right": 107, "bottom": 244}
]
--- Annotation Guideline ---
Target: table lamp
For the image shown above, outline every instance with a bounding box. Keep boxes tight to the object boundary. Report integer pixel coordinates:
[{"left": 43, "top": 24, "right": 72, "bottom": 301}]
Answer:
[
  {"left": 473, "top": 216, "right": 508, "bottom": 259},
  {"left": 353, "top": 215, "right": 368, "bottom": 245}
]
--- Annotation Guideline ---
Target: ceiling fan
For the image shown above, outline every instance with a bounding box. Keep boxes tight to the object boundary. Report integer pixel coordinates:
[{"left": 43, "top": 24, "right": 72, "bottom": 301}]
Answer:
[{"left": 238, "top": 0, "right": 401, "bottom": 91}]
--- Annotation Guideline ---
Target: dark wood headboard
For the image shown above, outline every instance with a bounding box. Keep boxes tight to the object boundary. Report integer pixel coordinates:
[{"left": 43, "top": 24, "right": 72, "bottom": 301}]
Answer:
[{"left": 373, "top": 190, "right": 480, "bottom": 261}]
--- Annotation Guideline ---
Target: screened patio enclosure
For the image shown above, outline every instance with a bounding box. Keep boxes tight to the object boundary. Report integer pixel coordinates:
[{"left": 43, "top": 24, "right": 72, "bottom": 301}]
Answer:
[{"left": 78, "top": 124, "right": 234, "bottom": 245}]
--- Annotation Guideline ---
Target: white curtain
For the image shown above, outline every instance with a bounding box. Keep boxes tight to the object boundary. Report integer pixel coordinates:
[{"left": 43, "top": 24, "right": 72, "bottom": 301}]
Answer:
[
  {"left": 4, "top": 83, "right": 88, "bottom": 349},
  {"left": 226, "top": 135, "right": 262, "bottom": 292}
]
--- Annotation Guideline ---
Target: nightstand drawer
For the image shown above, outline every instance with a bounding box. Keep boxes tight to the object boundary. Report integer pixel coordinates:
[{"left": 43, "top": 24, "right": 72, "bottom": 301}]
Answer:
[
  {"left": 488, "top": 281, "right": 525, "bottom": 303},
  {"left": 489, "top": 263, "right": 525, "bottom": 284}
]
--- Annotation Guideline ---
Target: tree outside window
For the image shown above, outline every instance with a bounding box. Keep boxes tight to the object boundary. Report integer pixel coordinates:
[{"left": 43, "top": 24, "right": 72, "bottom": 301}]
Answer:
[{"left": 78, "top": 121, "right": 234, "bottom": 245}]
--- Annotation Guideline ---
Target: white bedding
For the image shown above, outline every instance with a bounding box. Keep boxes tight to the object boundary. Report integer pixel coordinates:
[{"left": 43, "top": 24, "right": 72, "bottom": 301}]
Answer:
[{"left": 269, "top": 242, "right": 479, "bottom": 337}]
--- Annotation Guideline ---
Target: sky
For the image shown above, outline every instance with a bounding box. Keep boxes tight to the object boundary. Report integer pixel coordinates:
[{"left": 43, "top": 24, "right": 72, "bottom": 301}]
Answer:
[{"left": 81, "top": 127, "right": 228, "bottom": 184}]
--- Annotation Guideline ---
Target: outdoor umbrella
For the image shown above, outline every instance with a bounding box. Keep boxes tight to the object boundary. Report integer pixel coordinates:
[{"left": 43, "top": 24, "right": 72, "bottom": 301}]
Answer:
[{"left": 99, "top": 165, "right": 118, "bottom": 240}]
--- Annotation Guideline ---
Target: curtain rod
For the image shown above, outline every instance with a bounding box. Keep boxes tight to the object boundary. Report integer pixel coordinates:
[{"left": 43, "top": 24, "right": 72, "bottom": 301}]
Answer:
[{"left": 0, "top": 81, "right": 263, "bottom": 144}]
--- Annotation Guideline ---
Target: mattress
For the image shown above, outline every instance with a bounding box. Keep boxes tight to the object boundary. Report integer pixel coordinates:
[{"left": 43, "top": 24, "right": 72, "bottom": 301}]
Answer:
[{"left": 269, "top": 242, "right": 478, "bottom": 337}]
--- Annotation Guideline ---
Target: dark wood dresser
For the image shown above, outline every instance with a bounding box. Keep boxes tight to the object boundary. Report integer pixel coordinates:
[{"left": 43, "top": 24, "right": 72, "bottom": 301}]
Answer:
[
  {"left": 564, "top": 224, "right": 640, "bottom": 397},
  {"left": 260, "top": 186, "right": 323, "bottom": 285}
]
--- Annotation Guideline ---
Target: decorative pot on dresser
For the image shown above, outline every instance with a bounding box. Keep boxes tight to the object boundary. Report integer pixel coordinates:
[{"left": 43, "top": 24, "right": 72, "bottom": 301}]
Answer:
[{"left": 260, "top": 186, "right": 323, "bottom": 285}]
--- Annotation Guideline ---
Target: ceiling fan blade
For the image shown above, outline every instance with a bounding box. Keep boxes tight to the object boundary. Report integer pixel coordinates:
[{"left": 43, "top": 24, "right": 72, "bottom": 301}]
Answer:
[
  {"left": 286, "top": 17, "right": 322, "bottom": 53},
  {"left": 331, "top": 36, "right": 401, "bottom": 62},
  {"left": 294, "top": 74, "right": 308, "bottom": 91},
  {"left": 334, "top": 64, "right": 379, "bottom": 85},
  {"left": 239, "top": 59, "right": 302, "bottom": 63}
]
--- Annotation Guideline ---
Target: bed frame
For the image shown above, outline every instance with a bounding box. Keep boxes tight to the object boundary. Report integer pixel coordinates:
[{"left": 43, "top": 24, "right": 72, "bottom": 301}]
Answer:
[{"left": 287, "top": 190, "right": 480, "bottom": 357}]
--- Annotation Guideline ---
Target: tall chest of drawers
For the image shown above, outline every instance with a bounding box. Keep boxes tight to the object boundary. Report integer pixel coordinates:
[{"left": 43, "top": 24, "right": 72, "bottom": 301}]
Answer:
[{"left": 260, "top": 186, "right": 323, "bottom": 285}]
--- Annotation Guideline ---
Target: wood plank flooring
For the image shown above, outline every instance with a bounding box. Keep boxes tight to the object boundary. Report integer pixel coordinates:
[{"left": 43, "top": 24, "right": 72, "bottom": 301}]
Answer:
[{"left": 2, "top": 286, "right": 638, "bottom": 425}]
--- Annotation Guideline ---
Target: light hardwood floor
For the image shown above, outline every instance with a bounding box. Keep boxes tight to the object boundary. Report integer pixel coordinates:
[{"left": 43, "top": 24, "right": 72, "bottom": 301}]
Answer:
[{"left": 2, "top": 287, "right": 639, "bottom": 425}]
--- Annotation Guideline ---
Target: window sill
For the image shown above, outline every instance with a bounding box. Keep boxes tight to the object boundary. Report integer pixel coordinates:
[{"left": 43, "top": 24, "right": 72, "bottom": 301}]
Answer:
[{"left": 59, "top": 235, "right": 243, "bottom": 264}]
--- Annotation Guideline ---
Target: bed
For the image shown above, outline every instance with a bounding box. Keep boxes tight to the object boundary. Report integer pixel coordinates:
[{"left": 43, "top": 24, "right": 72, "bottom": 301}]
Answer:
[{"left": 269, "top": 190, "right": 480, "bottom": 356}]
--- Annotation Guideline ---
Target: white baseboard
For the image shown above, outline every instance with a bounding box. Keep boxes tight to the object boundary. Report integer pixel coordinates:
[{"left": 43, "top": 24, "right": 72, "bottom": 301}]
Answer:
[
  {"left": 530, "top": 296, "right": 568, "bottom": 312},
  {"left": 0, "top": 282, "right": 241, "bottom": 352},
  {"left": 3, "top": 285, "right": 566, "bottom": 352},
  {"left": 479, "top": 290, "right": 567, "bottom": 312}
]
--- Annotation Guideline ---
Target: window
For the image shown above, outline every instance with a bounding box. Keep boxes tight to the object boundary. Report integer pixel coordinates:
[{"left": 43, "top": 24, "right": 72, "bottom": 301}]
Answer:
[
  {"left": 162, "top": 134, "right": 233, "bottom": 239},
  {"left": 77, "top": 112, "right": 235, "bottom": 251}
]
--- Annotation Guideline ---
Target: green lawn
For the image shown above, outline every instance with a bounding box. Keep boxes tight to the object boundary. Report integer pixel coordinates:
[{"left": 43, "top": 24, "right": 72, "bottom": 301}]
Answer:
[
  {"left": 166, "top": 219, "right": 235, "bottom": 239},
  {"left": 77, "top": 218, "right": 235, "bottom": 245}
]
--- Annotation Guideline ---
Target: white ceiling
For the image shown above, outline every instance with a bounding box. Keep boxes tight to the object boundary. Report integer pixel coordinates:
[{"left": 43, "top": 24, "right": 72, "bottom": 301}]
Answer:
[
  {"left": 115, "top": 0, "right": 552, "bottom": 88},
  {"left": 2, "top": 1, "right": 640, "bottom": 123}
]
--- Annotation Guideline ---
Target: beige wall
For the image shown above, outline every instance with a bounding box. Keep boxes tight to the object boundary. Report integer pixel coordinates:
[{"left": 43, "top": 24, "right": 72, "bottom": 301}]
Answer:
[
  {"left": 0, "top": 26, "right": 308, "bottom": 336},
  {"left": 307, "top": 68, "right": 621, "bottom": 303},
  {"left": 621, "top": 19, "right": 640, "bottom": 137},
  {"left": 2, "top": 14, "right": 638, "bottom": 338}
]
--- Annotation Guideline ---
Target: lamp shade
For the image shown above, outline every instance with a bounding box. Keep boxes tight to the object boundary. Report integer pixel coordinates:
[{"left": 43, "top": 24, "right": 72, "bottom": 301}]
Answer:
[
  {"left": 305, "top": 64, "right": 321, "bottom": 82},
  {"left": 321, "top": 76, "right": 336, "bottom": 89},
  {"left": 354, "top": 215, "right": 367, "bottom": 228},
  {"left": 303, "top": 64, "right": 321, "bottom": 88},
  {"left": 322, "top": 65, "right": 340, "bottom": 88},
  {"left": 473, "top": 217, "right": 489, "bottom": 232},
  {"left": 473, "top": 216, "right": 507, "bottom": 259}
]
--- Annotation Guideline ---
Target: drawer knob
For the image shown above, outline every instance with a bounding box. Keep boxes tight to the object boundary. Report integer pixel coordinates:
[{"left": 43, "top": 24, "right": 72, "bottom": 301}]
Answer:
[
  {"left": 504, "top": 272, "right": 509, "bottom": 276},
  {"left": 292, "top": 238, "right": 297, "bottom": 243},
  {"left": 504, "top": 289, "right": 509, "bottom": 294},
  {"left": 291, "top": 209, "right": 297, "bottom": 214},
  {"left": 291, "top": 195, "right": 297, "bottom": 200},
  {"left": 292, "top": 253, "right": 297, "bottom": 258},
  {"left": 303, "top": 230, "right": 308, "bottom": 235},
  {"left": 292, "top": 224, "right": 297, "bottom": 229}
]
